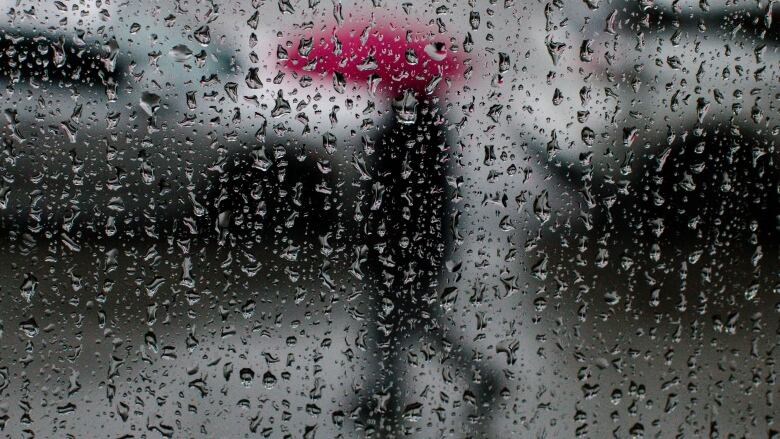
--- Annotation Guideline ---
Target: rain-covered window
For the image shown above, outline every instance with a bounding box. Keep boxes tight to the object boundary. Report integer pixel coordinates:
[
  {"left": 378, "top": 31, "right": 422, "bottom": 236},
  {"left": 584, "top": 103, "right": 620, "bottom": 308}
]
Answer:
[{"left": 0, "top": 0, "right": 777, "bottom": 437}]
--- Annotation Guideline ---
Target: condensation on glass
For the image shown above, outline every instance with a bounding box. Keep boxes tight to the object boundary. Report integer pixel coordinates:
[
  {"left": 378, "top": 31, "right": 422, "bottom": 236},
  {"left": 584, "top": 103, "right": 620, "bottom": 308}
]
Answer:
[{"left": 0, "top": 0, "right": 777, "bottom": 437}]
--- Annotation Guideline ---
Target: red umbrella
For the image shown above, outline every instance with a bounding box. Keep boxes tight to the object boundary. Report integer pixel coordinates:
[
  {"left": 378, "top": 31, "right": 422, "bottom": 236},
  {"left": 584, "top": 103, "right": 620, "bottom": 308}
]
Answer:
[{"left": 279, "top": 18, "right": 467, "bottom": 97}]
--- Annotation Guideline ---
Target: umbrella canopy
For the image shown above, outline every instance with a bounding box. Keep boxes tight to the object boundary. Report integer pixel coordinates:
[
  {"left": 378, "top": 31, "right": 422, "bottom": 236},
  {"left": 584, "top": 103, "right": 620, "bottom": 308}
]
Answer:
[{"left": 280, "top": 18, "right": 467, "bottom": 97}]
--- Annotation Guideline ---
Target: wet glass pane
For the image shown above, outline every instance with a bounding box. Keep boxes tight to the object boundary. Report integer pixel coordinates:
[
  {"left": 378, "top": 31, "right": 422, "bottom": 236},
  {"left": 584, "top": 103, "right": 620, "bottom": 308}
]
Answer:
[{"left": 0, "top": 0, "right": 777, "bottom": 437}]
